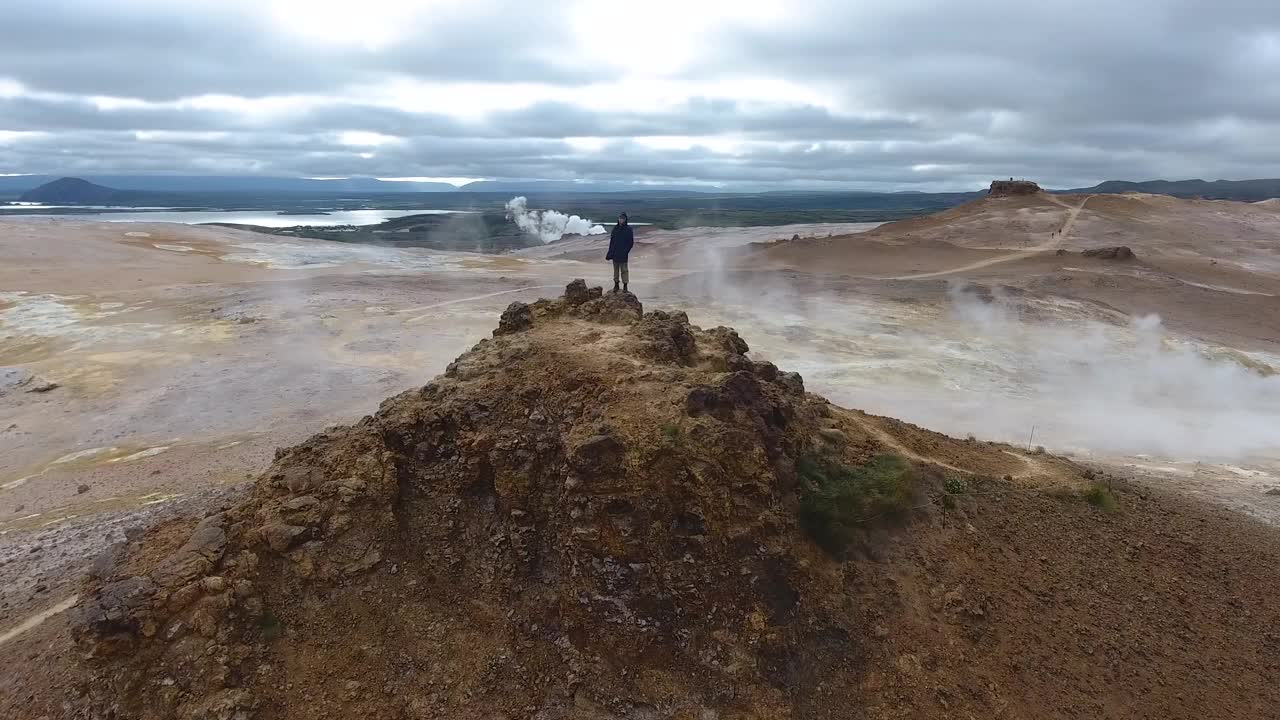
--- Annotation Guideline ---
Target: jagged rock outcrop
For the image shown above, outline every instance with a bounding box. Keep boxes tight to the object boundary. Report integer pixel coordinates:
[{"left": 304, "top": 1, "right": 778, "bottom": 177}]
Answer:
[
  {"left": 1081, "top": 246, "right": 1136, "bottom": 260},
  {"left": 71, "top": 279, "right": 938, "bottom": 720},
  {"left": 988, "top": 179, "right": 1042, "bottom": 197}
]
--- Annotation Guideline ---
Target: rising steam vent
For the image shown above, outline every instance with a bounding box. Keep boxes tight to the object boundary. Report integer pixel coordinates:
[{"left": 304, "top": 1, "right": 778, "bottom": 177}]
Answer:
[{"left": 68, "top": 280, "right": 1280, "bottom": 719}]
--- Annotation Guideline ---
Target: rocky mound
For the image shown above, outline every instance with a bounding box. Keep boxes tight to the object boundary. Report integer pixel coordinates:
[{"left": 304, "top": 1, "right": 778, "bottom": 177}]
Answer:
[
  {"left": 0, "top": 366, "right": 58, "bottom": 394},
  {"left": 987, "top": 179, "right": 1042, "bottom": 196},
  {"left": 73, "top": 280, "right": 929, "bottom": 719},
  {"left": 1081, "top": 245, "right": 1136, "bottom": 260},
  {"left": 67, "top": 281, "right": 1280, "bottom": 720}
]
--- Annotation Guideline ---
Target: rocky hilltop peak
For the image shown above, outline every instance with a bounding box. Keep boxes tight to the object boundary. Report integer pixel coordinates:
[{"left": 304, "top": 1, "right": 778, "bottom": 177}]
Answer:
[
  {"left": 69, "top": 280, "right": 950, "bottom": 718},
  {"left": 987, "top": 179, "right": 1042, "bottom": 196},
  {"left": 67, "top": 280, "right": 1280, "bottom": 720}
]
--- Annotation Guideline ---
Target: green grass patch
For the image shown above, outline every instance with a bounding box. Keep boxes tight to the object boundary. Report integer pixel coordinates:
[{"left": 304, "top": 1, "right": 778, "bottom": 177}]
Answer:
[
  {"left": 1045, "top": 486, "right": 1080, "bottom": 502},
  {"left": 1081, "top": 483, "right": 1118, "bottom": 512},
  {"left": 661, "top": 422, "right": 683, "bottom": 443},
  {"left": 798, "top": 453, "right": 915, "bottom": 555},
  {"left": 260, "top": 612, "right": 283, "bottom": 641},
  {"left": 944, "top": 475, "right": 970, "bottom": 495}
]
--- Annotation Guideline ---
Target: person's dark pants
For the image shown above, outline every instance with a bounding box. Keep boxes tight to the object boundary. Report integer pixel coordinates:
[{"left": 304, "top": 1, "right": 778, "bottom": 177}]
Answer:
[{"left": 612, "top": 260, "right": 629, "bottom": 287}]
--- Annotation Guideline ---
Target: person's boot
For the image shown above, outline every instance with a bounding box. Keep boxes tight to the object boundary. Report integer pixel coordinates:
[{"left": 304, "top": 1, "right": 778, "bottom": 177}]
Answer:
[
  {"left": 623, "top": 283, "right": 629, "bottom": 294},
  {"left": 612, "top": 282, "right": 620, "bottom": 293}
]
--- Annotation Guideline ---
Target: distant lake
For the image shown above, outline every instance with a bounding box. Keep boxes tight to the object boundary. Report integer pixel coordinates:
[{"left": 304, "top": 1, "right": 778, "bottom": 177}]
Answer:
[{"left": 0, "top": 206, "right": 465, "bottom": 227}]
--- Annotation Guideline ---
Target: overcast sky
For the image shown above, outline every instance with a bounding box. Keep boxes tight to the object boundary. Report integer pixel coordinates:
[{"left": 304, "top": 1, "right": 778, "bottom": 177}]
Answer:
[{"left": 1, "top": 0, "right": 1278, "bottom": 190}]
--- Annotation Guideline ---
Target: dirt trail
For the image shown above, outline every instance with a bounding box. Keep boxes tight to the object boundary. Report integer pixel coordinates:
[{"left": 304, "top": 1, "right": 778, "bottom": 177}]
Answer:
[
  {"left": 848, "top": 414, "right": 969, "bottom": 475},
  {"left": 402, "top": 285, "right": 562, "bottom": 323},
  {"left": 0, "top": 595, "right": 77, "bottom": 647},
  {"left": 849, "top": 412, "right": 1062, "bottom": 483},
  {"left": 1046, "top": 192, "right": 1090, "bottom": 235},
  {"left": 879, "top": 194, "right": 1091, "bottom": 281}
]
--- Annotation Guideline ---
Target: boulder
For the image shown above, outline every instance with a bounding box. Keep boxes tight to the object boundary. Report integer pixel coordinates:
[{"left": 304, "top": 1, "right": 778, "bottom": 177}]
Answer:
[
  {"left": 563, "top": 278, "right": 602, "bottom": 306},
  {"left": 572, "top": 291, "right": 643, "bottom": 324},
  {"left": 72, "top": 575, "right": 158, "bottom": 637},
  {"left": 493, "top": 301, "right": 533, "bottom": 336},
  {"left": 0, "top": 366, "right": 59, "bottom": 395},
  {"left": 570, "top": 434, "right": 626, "bottom": 473},
  {"left": 1081, "top": 246, "right": 1136, "bottom": 260},
  {"left": 150, "top": 515, "right": 227, "bottom": 588}
]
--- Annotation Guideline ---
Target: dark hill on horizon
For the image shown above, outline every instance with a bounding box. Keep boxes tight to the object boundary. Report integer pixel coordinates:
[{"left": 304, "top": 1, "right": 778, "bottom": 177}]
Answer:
[
  {"left": 3, "top": 175, "right": 458, "bottom": 194},
  {"left": 18, "top": 177, "right": 128, "bottom": 205},
  {"left": 1066, "top": 178, "right": 1280, "bottom": 201}
]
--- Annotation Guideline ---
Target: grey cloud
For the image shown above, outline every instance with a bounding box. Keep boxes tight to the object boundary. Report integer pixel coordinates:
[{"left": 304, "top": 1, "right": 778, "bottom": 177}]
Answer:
[
  {"left": 2, "top": 0, "right": 1280, "bottom": 188},
  {"left": 285, "top": 105, "right": 468, "bottom": 137},
  {"left": 0, "top": 0, "right": 605, "bottom": 100},
  {"left": 0, "top": 93, "right": 935, "bottom": 143},
  {"left": 708, "top": 0, "right": 1280, "bottom": 126},
  {"left": 1, "top": 127, "right": 1255, "bottom": 191},
  {"left": 483, "top": 100, "right": 930, "bottom": 141},
  {"left": 0, "top": 96, "right": 232, "bottom": 132}
]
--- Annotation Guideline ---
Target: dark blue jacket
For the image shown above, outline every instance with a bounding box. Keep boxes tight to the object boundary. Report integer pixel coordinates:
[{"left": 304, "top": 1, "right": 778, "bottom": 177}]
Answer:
[{"left": 606, "top": 223, "right": 634, "bottom": 262}]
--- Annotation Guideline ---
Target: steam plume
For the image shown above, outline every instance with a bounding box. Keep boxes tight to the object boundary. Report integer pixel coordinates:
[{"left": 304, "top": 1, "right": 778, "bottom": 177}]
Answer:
[
  {"left": 666, "top": 264, "right": 1280, "bottom": 461},
  {"left": 504, "top": 196, "right": 605, "bottom": 243}
]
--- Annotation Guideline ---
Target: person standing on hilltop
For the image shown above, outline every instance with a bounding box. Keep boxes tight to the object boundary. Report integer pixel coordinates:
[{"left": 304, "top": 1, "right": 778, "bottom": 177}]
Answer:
[{"left": 606, "top": 212, "right": 634, "bottom": 293}]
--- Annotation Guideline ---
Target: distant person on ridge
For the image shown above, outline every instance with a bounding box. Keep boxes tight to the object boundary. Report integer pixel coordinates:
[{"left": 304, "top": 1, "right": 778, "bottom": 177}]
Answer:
[{"left": 606, "top": 212, "right": 634, "bottom": 293}]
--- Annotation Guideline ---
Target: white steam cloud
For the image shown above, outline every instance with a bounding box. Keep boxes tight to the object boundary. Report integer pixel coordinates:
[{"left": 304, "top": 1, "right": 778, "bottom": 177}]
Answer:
[
  {"left": 505, "top": 196, "right": 606, "bottom": 244},
  {"left": 668, "top": 265, "right": 1280, "bottom": 462},
  {"left": 921, "top": 286, "right": 1280, "bottom": 459}
]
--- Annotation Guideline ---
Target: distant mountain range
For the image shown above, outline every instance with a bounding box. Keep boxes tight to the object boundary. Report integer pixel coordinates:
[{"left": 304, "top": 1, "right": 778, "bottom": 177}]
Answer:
[
  {"left": 0, "top": 175, "right": 458, "bottom": 194},
  {"left": 0, "top": 175, "right": 716, "bottom": 195},
  {"left": 1064, "top": 178, "right": 1280, "bottom": 202},
  {"left": 8, "top": 174, "right": 1280, "bottom": 203}
]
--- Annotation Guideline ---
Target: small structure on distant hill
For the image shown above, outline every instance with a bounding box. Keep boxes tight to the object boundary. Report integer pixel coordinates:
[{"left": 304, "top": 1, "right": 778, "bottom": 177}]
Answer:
[{"left": 988, "top": 179, "right": 1042, "bottom": 197}]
